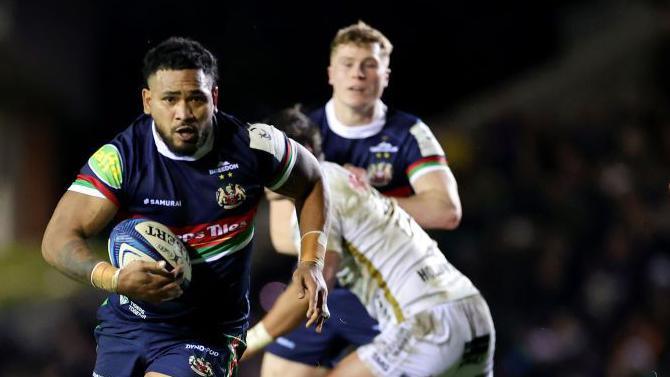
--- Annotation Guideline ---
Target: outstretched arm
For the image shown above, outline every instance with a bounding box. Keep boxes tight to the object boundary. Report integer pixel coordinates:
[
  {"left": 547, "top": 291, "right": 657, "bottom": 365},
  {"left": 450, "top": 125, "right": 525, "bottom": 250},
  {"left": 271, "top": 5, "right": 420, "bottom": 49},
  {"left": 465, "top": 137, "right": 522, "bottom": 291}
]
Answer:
[{"left": 41, "top": 191, "right": 183, "bottom": 303}]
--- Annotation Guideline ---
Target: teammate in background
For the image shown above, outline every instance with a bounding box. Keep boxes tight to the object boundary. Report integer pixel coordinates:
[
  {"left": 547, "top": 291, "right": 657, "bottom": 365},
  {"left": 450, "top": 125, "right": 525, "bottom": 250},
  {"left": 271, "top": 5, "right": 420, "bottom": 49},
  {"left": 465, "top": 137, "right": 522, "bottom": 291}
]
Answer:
[
  {"left": 263, "top": 21, "right": 463, "bottom": 376},
  {"left": 246, "top": 107, "right": 494, "bottom": 376},
  {"left": 41, "top": 37, "right": 330, "bottom": 377}
]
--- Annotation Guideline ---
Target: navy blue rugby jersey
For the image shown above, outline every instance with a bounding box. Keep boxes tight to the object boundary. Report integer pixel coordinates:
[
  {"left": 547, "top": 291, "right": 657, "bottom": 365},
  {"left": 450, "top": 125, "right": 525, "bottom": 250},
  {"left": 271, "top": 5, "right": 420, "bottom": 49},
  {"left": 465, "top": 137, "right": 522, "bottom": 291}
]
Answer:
[
  {"left": 310, "top": 100, "right": 449, "bottom": 198},
  {"left": 69, "top": 111, "right": 298, "bottom": 335}
]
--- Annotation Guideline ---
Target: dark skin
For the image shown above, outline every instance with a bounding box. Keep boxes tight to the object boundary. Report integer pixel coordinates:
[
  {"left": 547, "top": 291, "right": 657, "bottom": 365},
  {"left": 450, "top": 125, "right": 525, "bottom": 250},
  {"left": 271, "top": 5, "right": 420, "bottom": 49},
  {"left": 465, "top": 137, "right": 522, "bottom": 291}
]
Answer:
[
  {"left": 42, "top": 192, "right": 184, "bottom": 304},
  {"left": 42, "top": 68, "right": 329, "bottom": 319},
  {"left": 42, "top": 145, "right": 327, "bottom": 308},
  {"left": 271, "top": 142, "right": 330, "bottom": 324}
]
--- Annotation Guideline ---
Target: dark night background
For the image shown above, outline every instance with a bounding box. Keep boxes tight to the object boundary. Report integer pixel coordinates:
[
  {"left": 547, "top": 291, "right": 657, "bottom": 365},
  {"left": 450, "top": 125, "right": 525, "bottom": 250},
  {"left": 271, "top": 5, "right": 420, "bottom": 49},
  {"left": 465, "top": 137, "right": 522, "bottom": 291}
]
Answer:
[
  {"left": 1, "top": 1, "right": 670, "bottom": 376},
  {"left": 7, "top": 0, "right": 567, "bottom": 186}
]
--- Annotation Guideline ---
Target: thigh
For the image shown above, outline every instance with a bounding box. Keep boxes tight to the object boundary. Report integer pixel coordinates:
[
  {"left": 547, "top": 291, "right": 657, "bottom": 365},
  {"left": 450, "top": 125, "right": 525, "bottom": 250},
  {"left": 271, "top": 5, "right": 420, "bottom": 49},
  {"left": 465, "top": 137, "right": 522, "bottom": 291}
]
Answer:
[
  {"left": 93, "top": 327, "right": 145, "bottom": 377},
  {"left": 261, "top": 352, "right": 328, "bottom": 377},
  {"left": 146, "top": 335, "right": 246, "bottom": 377},
  {"left": 327, "top": 351, "right": 375, "bottom": 377}
]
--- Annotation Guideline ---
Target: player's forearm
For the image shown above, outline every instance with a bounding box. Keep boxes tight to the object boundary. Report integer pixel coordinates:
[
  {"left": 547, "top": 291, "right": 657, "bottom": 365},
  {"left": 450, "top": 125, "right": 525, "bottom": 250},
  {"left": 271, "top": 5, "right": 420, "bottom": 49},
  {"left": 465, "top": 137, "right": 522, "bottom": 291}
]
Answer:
[
  {"left": 263, "top": 282, "right": 309, "bottom": 338},
  {"left": 42, "top": 192, "right": 118, "bottom": 287},
  {"left": 395, "top": 190, "right": 462, "bottom": 230},
  {"left": 295, "top": 179, "right": 329, "bottom": 267},
  {"left": 42, "top": 226, "right": 100, "bottom": 284},
  {"left": 294, "top": 179, "right": 327, "bottom": 236},
  {"left": 245, "top": 282, "right": 309, "bottom": 356},
  {"left": 275, "top": 146, "right": 329, "bottom": 245}
]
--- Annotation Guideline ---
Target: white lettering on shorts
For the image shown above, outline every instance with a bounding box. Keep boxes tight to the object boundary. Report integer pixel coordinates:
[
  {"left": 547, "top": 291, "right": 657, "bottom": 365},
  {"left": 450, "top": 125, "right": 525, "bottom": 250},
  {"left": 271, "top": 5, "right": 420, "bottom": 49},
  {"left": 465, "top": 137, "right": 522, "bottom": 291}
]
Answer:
[{"left": 185, "top": 344, "right": 220, "bottom": 357}]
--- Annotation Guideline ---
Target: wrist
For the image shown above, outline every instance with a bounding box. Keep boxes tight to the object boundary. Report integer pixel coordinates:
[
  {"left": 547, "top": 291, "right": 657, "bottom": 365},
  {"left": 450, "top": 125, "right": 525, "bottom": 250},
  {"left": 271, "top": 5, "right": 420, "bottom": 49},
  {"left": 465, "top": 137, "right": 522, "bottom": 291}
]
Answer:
[
  {"left": 90, "top": 261, "right": 120, "bottom": 293},
  {"left": 299, "top": 230, "right": 327, "bottom": 269},
  {"left": 246, "top": 322, "right": 274, "bottom": 353}
]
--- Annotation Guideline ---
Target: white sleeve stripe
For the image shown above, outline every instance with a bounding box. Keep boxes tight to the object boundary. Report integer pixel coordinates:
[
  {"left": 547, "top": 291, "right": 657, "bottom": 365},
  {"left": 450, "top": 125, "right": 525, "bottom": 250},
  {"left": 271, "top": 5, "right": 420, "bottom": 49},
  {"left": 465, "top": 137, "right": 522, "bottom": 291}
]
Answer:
[
  {"left": 268, "top": 139, "right": 298, "bottom": 191},
  {"left": 68, "top": 184, "right": 107, "bottom": 199},
  {"left": 408, "top": 165, "right": 450, "bottom": 185}
]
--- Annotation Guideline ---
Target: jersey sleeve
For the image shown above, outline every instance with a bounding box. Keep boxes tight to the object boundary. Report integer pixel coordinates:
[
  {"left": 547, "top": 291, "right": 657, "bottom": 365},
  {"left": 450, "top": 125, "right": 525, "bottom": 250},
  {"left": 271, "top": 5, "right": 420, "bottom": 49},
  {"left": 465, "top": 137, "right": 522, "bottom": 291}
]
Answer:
[
  {"left": 248, "top": 123, "right": 299, "bottom": 191},
  {"left": 68, "top": 143, "right": 125, "bottom": 207},
  {"left": 404, "top": 121, "right": 449, "bottom": 185}
]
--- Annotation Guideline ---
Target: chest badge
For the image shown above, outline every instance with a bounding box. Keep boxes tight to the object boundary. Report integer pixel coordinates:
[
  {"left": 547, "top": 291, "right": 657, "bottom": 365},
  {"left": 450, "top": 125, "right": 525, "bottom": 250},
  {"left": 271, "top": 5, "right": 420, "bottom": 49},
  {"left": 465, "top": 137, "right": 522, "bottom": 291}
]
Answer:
[
  {"left": 216, "top": 183, "right": 247, "bottom": 209},
  {"left": 367, "top": 140, "right": 398, "bottom": 187},
  {"left": 367, "top": 162, "right": 393, "bottom": 187}
]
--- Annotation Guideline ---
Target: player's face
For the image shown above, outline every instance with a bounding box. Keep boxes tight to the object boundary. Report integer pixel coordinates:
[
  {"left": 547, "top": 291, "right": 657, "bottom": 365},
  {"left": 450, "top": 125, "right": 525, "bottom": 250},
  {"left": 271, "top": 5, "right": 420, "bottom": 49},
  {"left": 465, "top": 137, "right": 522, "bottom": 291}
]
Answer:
[
  {"left": 328, "top": 42, "right": 390, "bottom": 112},
  {"left": 142, "top": 69, "right": 219, "bottom": 155}
]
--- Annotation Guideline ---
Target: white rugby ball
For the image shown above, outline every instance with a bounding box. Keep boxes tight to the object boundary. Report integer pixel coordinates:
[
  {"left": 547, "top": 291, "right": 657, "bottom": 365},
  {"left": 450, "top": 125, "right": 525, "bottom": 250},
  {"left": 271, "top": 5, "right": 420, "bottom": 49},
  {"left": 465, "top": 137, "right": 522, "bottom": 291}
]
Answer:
[{"left": 108, "top": 218, "right": 191, "bottom": 286}]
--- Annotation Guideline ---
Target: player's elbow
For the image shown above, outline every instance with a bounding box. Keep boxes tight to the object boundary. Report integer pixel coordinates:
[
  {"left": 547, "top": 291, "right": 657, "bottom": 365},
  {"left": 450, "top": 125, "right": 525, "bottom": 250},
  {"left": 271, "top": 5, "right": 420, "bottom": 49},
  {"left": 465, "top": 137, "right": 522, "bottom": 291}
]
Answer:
[
  {"left": 430, "top": 205, "right": 462, "bottom": 230},
  {"left": 441, "top": 211, "right": 462, "bottom": 230}
]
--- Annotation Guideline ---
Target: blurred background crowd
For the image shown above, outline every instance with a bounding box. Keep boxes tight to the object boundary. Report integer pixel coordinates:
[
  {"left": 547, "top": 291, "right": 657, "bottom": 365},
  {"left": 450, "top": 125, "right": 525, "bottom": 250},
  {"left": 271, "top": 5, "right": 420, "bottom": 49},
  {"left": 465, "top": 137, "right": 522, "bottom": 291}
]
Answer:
[{"left": 1, "top": 0, "right": 669, "bottom": 376}]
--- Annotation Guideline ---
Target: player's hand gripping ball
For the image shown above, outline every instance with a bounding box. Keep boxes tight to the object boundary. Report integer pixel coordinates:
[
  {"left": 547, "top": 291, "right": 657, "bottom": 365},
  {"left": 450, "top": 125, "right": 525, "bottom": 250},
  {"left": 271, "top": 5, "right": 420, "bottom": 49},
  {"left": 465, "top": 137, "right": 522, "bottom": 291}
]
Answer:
[{"left": 108, "top": 218, "right": 191, "bottom": 287}]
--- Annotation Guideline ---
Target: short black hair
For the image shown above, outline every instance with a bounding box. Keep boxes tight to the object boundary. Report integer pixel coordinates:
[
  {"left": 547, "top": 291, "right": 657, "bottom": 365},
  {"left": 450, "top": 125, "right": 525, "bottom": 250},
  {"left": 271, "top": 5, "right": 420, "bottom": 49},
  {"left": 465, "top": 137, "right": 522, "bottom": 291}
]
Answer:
[
  {"left": 142, "top": 37, "right": 218, "bottom": 87},
  {"left": 265, "top": 105, "right": 322, "bottom": 159}
]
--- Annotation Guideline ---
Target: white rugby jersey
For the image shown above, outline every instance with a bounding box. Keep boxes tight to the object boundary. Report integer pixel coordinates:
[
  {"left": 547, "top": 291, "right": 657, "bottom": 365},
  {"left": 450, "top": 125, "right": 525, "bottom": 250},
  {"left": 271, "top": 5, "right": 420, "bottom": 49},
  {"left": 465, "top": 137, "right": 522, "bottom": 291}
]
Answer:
[{"left": 320, "top": 162, "right": 479, "bottom": 328}]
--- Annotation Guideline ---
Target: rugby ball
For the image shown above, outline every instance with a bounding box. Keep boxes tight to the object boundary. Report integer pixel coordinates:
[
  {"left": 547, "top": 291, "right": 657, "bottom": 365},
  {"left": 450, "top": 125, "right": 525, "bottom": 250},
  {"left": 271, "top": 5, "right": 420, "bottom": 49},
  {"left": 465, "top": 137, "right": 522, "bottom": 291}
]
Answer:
[{"left": 108, "top": 218, "right": 191, "bottom": 285}]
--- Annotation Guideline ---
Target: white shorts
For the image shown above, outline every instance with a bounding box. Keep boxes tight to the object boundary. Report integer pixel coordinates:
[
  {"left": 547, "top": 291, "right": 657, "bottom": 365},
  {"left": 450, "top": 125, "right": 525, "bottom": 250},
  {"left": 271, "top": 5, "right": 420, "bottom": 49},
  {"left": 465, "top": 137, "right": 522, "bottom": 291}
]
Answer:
[{"left": 357, "top": 294, "right": 495, "bottom": 377}]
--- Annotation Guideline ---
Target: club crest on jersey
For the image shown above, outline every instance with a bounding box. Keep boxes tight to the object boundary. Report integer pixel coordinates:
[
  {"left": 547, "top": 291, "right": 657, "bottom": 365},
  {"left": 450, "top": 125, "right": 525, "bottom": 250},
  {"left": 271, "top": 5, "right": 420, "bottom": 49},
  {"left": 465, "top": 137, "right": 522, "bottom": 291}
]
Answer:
[
  {"left": 216, "top": 183, "right": 247, "bottom": 209},
  {"left": 367, "top": 162, "right": 393, "bottom": 187},
  {"left": 188, "top": 356, "right": 214, "bottom": 377}
]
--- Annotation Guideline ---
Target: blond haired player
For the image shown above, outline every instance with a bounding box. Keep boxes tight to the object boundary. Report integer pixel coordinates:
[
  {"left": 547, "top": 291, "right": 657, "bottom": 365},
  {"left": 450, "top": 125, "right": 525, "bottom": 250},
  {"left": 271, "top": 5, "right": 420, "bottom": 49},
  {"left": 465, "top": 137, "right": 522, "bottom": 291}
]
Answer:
[{"left": 245, "top": 107, "right": 495, "bottom": 377}]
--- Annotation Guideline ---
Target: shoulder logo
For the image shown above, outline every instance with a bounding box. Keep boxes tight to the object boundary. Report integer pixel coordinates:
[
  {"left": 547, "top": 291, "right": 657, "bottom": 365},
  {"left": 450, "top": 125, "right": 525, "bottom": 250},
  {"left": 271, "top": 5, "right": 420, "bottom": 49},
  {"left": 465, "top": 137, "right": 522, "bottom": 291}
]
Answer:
[
  {"left": 250, "top": 126, "right": 271, "bottom": 140},
  {"left": 216, "top": 183, "right": 247, "bottom": 209},
  {"left": 410, "top": 121, "right": 445, "bottom": 157},
  {"left": 249, "top": 123, "right": 280, "bottom": 155},
  {"left": 88, "top": 144, "right": 123, "bottom": 189},
  {"left": 188, "top": 356, "right": 214, "bottom": 377}
]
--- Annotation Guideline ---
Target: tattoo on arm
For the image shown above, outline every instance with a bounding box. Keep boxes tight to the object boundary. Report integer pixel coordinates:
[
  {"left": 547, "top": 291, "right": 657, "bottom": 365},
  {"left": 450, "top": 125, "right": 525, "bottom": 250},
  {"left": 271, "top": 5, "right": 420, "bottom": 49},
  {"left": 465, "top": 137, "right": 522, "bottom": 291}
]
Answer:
[{"left": 55, "top": 238, "right": 99, "bottom": 284}]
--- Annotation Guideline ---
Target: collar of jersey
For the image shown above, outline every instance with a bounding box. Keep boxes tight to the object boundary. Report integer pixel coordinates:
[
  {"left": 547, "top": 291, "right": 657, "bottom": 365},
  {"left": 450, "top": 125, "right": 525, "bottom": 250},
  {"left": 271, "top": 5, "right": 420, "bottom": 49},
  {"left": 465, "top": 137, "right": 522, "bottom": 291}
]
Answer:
[
  {"left": 325, "top": 99, "right": 387, "bottom": 139},
  {"left": 152, "top": 121, "right": 214, "bottom": 161}
]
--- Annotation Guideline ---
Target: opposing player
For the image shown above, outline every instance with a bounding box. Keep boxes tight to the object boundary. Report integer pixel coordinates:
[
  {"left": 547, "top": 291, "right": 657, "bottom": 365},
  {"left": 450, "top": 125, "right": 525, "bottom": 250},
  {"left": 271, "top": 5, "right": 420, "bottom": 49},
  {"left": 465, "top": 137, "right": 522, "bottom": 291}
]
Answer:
[
  {"left": 263, "top": 21, "right": 463, "bottom": 376},
  {"left": 41, "top": 37, "right": 329, "bottom": 377},
  {"left": 246, "top": 107, "right": 495, "bottom": 376}
]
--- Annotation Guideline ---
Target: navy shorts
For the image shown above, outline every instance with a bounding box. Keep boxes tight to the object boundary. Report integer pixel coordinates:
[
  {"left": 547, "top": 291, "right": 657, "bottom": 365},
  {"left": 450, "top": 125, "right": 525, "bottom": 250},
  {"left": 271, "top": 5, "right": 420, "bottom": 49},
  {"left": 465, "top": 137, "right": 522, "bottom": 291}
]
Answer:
[
  {"left": 265, "top": 288, "right": 379, "bottom": 368},
  {"left": 93, "top": 317, "right": 245, "bottom": 377}
]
